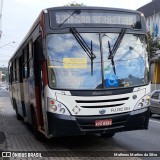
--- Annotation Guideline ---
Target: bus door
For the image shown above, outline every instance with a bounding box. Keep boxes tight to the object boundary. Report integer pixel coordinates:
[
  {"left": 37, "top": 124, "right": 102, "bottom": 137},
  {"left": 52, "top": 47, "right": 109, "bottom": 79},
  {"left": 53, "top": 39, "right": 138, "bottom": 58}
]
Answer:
[
  {"left": 19, "top": 55, "right": 26, "bottom": 119},
  {"left": 9, "top": 63, "right": 14, "bottom": 106},
  {"left": 33, "top": 36, "right": 44, "bottom": 130},
  {"left": 22, "top": 47, "right": 30, "bottom": 122}
]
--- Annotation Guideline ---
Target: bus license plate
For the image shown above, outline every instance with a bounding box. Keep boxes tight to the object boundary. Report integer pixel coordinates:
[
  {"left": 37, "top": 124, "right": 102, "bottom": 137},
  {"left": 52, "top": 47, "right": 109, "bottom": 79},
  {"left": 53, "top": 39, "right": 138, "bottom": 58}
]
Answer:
[{"left": 95, "top": 119, "right": 112, "bottom": 127}]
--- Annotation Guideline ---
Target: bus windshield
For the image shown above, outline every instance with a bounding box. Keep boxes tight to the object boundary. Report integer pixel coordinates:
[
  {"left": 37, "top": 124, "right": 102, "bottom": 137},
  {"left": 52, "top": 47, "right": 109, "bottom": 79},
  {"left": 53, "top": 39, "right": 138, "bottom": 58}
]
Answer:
[{"left": 47, "top": 32, "right": 149, "bottom": 90}]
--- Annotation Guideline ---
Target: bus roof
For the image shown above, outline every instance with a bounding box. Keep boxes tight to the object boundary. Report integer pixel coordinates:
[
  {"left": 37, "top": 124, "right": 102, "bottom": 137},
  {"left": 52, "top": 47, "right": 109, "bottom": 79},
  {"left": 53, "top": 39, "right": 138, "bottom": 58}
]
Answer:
[{"left": 46, "top": 6, "right": 142, "bottom": 15}]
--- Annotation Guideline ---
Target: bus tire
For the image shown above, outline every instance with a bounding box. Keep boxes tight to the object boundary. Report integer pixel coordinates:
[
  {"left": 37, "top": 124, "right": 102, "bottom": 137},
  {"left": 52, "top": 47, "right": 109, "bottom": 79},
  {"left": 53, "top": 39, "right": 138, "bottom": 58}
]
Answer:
[
  {"left": 14, "top": 100, "right": 22, "bottom": 120},
  {"left": 32, "top": 109, "right": 43, "bottom": 140},
  {"left": 101, "top": 132, "right": 115, "bottom": 138}
]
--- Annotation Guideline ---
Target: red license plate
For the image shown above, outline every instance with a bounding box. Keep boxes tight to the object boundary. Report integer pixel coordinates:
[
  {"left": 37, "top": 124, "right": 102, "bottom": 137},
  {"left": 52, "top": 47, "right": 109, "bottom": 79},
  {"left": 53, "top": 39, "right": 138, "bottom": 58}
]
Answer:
[{"left": 95, "top": 119, "right": 112, "bottom": 127}]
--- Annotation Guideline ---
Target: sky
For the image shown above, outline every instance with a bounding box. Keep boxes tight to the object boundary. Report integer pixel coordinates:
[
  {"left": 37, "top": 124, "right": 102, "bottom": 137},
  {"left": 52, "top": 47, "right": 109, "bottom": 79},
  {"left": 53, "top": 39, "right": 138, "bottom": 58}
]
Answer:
[{"left": 0, "top": 0, "right": 152, "bottom": 67}]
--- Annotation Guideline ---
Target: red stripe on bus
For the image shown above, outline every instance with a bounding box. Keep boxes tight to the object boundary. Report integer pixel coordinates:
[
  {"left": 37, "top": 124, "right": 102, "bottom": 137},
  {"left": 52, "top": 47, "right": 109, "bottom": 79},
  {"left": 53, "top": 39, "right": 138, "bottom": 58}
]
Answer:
[
  {"left": 35, "top": 86, "right": 41, "bottom": 126},
  {"left": 42, "top": 60, "right": 48, "bottom": 87}
]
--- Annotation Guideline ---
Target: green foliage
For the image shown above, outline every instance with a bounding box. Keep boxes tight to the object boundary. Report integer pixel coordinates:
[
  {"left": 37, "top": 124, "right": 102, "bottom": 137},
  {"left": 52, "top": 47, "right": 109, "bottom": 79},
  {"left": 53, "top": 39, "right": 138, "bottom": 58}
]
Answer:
[
  {"left": 65, "top": 1, "right": 85, "bottom": 6},
  {"left": 0, "top": 67, "right": 8, "bottom": 82},
  {"left": 148, "top": 31, "right": 160, "bottom": 59}
]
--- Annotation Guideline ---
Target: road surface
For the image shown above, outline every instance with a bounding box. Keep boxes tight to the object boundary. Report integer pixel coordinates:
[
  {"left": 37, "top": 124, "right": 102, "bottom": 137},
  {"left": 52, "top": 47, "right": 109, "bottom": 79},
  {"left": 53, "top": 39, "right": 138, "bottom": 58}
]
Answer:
[{"left": 0, "top": 89, "right": 159, "bottom": 160}]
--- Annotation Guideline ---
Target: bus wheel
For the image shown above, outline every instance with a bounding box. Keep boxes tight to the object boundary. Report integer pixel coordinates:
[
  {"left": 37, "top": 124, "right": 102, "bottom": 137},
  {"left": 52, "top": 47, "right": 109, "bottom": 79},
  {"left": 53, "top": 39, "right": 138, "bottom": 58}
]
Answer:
[
  {"left": 101, "top": 132, "right": 115, "bottom": 138},
  {"left": 14, "top": 101, "right": 22, "bottom": 120},
  {"left": 32, "top": 110, "right": 43, "bottom": 140}
]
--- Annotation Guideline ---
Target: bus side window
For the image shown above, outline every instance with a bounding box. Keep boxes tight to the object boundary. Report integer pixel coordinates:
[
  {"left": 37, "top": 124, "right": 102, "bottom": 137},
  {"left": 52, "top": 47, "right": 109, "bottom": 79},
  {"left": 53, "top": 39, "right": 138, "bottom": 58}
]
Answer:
[
  {"left": 9, "top": 64, "right": 13, "bottom": 84},
  {"left": 13, "top": 60, "right": 15, "bottom": 82},
  {"left": 22, "top": 46, "right": 29, "bottom": 79},
  {"left": 18, "top": 55, "right": 23, "bottom": 83},
  {"left": 11, "top": 64, "right": 13, "bottom": 83},
  {"left": 16, "top": 58, "right": 19, "bottom": 82},
  {"left": 28, "top": 40, "right": 33, "bottom": 78},
  {"left": 33, "top": 36, "right": 44, "bottom": 86}
]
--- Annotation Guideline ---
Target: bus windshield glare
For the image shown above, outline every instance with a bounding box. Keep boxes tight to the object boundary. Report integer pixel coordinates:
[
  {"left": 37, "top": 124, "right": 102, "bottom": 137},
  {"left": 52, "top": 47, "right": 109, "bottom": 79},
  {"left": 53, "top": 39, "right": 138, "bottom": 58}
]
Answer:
[{"left": 47, "top": 32, "right": 149, "bottom": 90}]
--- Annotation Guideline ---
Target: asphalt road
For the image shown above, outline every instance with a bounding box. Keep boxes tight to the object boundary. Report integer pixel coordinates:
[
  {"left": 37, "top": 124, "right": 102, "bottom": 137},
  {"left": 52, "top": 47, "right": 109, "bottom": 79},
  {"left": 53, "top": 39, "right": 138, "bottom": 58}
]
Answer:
[
  {"left": 0, "top": 89, "right": 160, "bottom": 160},
  {"left": 113, "top": 115, "right": 160, "bottom": 152},
  {"left": 112, "top": 116, "right": 160, "bottom": 160}
]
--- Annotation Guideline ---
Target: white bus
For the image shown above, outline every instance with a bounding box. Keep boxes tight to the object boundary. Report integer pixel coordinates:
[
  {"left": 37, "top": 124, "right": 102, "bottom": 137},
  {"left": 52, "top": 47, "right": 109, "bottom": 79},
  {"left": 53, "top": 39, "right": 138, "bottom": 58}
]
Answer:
[{"left": 9, "top": 6, "right": 150, "bottom": 139}]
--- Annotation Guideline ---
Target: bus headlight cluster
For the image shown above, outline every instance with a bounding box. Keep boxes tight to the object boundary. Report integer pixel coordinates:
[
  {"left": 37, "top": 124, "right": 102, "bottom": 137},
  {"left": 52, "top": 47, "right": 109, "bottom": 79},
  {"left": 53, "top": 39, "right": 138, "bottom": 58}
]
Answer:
[
  {"left": 47, "top": 98, "right": 70, "bottom": 115},
  {"left": 133, "top": 95, "right": 150, "bottom": 110}
]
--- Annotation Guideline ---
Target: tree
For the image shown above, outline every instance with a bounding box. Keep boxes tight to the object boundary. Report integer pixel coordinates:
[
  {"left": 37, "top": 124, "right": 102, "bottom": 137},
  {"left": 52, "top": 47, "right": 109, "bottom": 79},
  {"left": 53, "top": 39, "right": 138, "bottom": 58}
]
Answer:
[
  {"left": 65, "top": 1, "right": 85, "bottom": 6},
  {"left": 0, "top": 67, "right": 8, "bottom": 82},
  {"left": 148, "top": 31, "right": 160, "bottom": 59}
]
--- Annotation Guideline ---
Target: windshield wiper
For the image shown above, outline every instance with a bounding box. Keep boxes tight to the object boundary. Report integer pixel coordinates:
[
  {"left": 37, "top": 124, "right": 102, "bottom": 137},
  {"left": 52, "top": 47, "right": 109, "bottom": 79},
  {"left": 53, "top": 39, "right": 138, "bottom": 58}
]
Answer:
[
  {"left": 108, "top": 41, "right": 116, "bottom": 75},
  {"left": 108, "top": 28, "right": 127, "bottom": 75},
  {"left": 70, "top": 27, "right": 96, "bottom": 76},
  {"left": 59, "top": 10, "right": 81, "bottom": 28}
]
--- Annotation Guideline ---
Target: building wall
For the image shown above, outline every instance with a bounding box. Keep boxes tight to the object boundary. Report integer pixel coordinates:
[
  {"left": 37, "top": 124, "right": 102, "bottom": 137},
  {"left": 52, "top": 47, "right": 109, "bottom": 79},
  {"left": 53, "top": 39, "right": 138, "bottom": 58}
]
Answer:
[
  {"left": 146, "top": 12, "right": 160, "bottom": 39},
  {"left": 138, "top": 0, "right": 160, "bottom": 92},
  {"left": 147, "top": 13, "right": 160, "bottom": 92}
]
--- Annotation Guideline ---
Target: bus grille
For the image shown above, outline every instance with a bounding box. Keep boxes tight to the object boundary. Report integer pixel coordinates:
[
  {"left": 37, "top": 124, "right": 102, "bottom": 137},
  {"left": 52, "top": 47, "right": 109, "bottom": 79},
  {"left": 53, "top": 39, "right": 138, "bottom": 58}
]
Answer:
[
  {"left": 75, "top": 97, "right": 129, "bottom": 108},
  {"left": 75, "top": 112, "right": 130, "bottom": 131}
]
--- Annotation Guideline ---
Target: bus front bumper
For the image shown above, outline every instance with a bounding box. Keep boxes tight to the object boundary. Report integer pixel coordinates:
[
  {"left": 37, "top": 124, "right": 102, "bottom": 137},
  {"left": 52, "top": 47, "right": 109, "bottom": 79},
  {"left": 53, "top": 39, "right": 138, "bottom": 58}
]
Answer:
[{"left": 47, "top": 107, "right": 150, "bottom": 137}]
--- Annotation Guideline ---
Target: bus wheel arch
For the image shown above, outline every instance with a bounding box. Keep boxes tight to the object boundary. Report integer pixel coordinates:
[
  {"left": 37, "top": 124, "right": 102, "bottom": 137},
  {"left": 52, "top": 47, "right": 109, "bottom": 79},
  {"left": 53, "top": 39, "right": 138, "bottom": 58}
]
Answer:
[{"left": 12, "top": 98, "right": 16, "bottom": 109}]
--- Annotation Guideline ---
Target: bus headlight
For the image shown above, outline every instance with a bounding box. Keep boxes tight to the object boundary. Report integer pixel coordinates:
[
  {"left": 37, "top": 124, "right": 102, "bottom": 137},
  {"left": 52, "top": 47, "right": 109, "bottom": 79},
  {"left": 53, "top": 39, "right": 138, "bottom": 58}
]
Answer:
[
  {"left": 133, "top": 95, "right": 150, "bottom": 110},
  {"left": 47, "top": 98, "right": 70, "bottom": 115}
]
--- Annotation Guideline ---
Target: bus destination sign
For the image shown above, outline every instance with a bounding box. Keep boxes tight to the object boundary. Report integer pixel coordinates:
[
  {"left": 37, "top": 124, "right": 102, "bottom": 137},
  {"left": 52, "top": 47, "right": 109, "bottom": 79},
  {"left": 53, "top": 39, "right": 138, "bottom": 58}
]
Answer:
[{"left": 54, "top": 11, "right": 138, "bottom": 26}]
